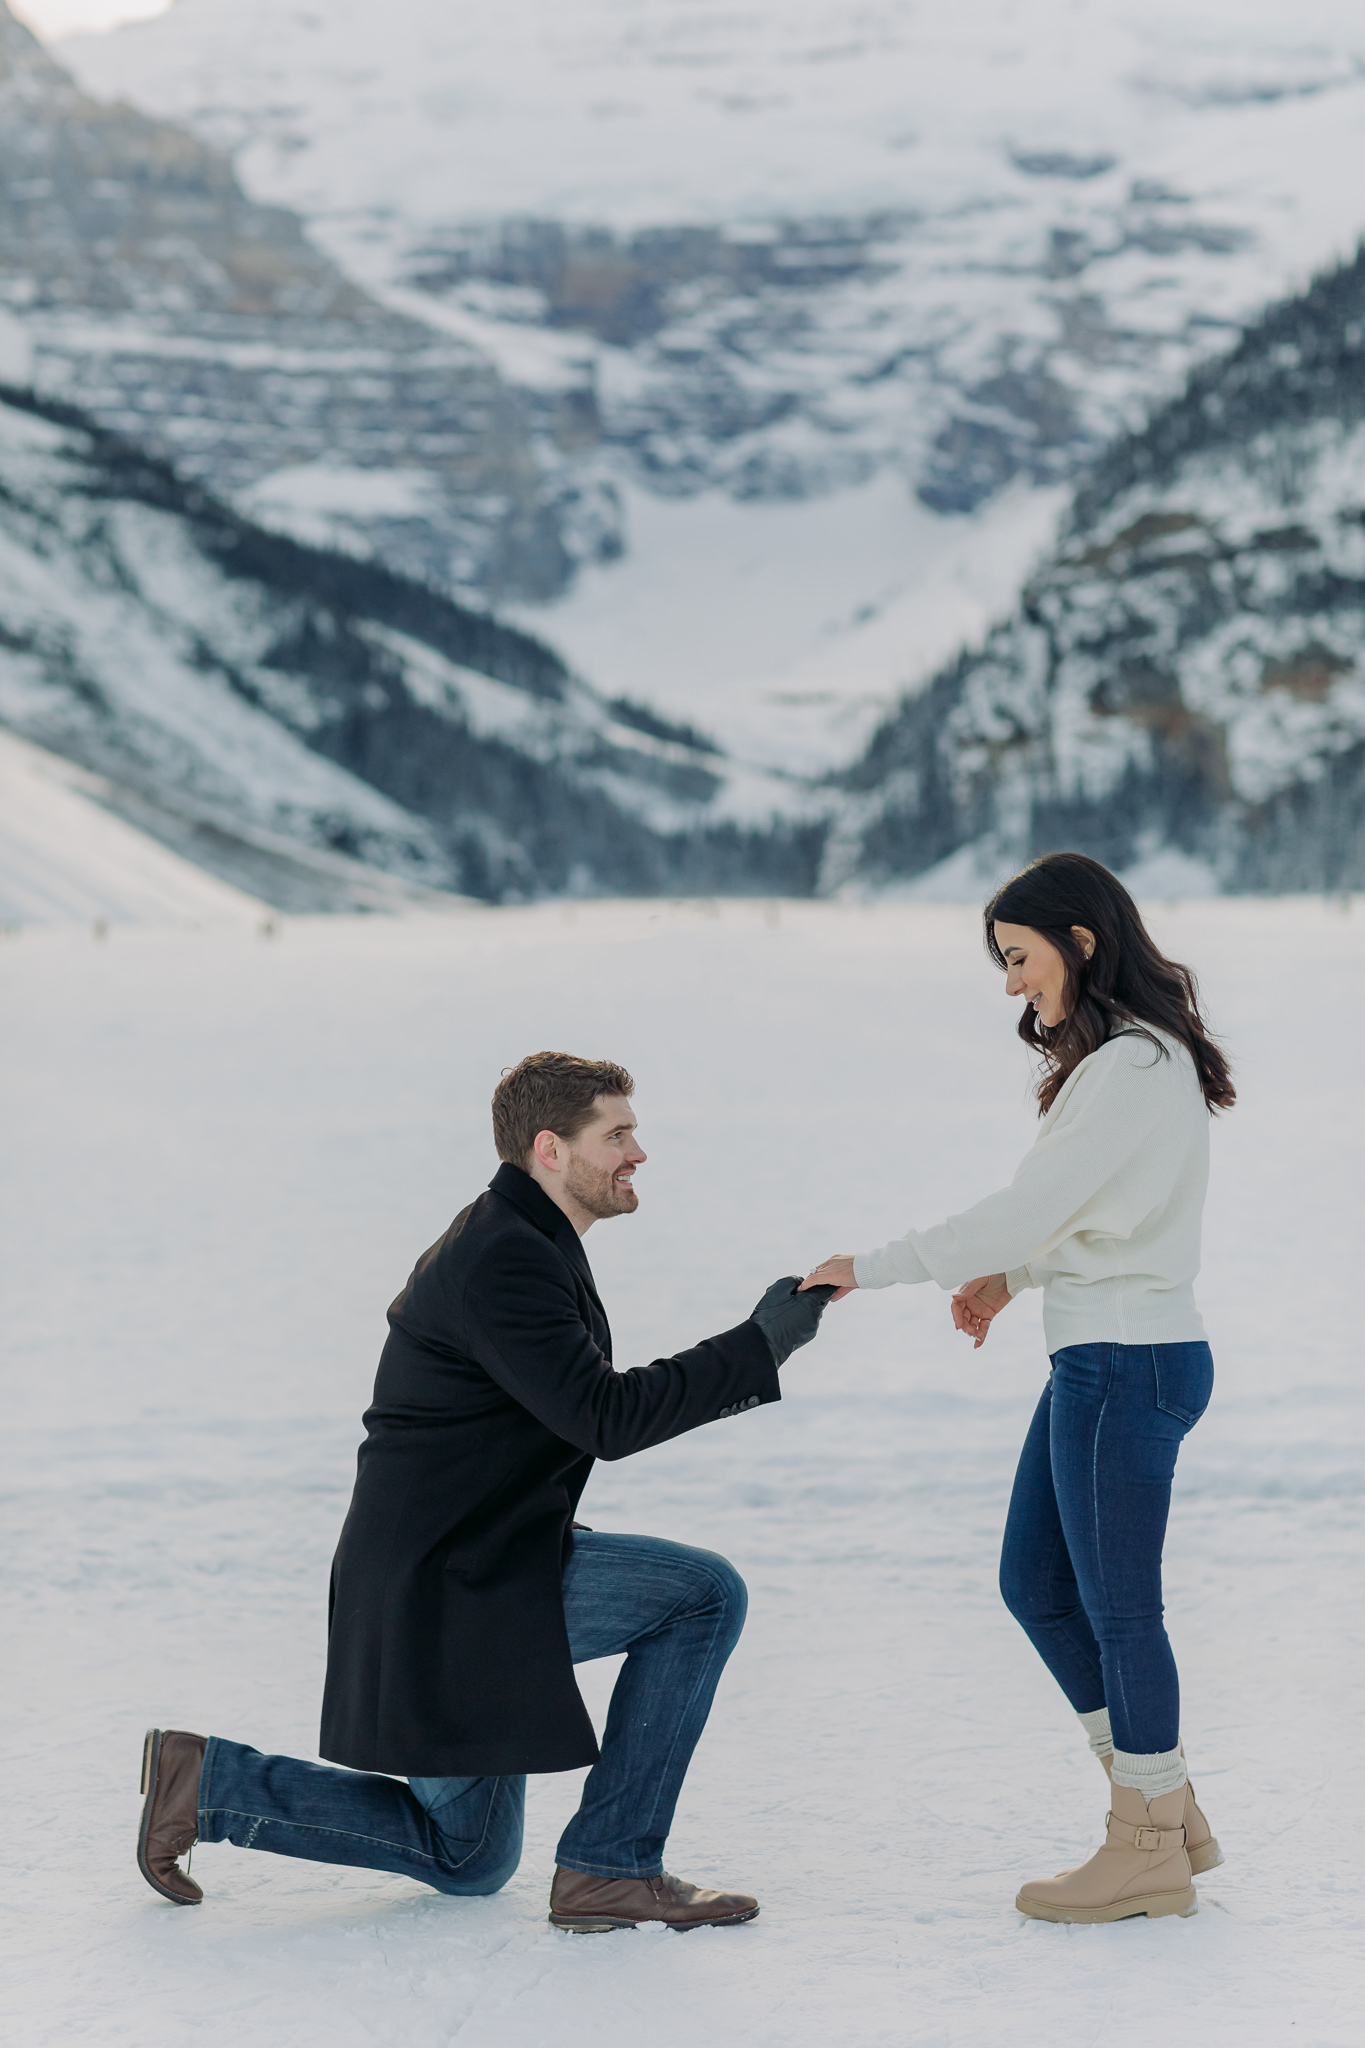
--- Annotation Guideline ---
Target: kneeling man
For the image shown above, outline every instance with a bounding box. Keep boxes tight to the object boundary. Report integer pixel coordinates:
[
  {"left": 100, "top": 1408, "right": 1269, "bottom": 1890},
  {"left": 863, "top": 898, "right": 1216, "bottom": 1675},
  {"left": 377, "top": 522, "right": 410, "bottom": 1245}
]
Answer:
[{"left": 138, "top": 1052, "right": 829, "bottom": 1931}]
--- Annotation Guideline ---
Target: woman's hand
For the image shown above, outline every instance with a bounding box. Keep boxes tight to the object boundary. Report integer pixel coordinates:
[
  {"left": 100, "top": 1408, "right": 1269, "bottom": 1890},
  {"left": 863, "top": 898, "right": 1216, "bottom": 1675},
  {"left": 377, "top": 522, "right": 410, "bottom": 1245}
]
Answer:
[
  {"left": 801, "top": 1255, "right": 857, "bottom": 1303},
  {"left": 951, "top": 1273, "right": 1011, "bottom": 1348}
]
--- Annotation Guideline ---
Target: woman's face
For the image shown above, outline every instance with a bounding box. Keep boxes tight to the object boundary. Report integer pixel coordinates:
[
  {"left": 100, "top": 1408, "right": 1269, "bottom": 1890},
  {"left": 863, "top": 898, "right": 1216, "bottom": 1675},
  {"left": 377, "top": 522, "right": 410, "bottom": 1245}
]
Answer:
[{"left": 993, "top": 920, "right": 1092, "bottom": 1027}]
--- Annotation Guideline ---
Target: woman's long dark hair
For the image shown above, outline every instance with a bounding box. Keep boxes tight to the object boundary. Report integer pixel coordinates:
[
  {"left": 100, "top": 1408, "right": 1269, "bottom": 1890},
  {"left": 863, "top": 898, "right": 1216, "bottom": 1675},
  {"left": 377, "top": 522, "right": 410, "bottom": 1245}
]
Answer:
[{"left": 984, "top": 852, "right": 1235, "bottom": 1115}]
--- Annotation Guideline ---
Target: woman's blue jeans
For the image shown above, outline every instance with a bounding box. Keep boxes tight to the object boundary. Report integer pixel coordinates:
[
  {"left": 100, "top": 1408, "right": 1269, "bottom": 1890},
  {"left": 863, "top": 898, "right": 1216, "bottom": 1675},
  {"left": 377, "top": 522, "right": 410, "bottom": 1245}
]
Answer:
[
  {"left": 196, "top": 1531, "right": 747, "bottom": 1895},
  {"left": 998, "top": 1341, "right": 1214, "bottom": 1755}
]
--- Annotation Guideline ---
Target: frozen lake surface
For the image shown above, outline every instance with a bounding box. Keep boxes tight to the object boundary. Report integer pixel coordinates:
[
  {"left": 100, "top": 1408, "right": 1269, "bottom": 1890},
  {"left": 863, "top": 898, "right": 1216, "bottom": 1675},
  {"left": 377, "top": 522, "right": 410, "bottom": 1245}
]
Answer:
[{"left": 2, "top": 898, "right": 1360, "bottom": 2046}]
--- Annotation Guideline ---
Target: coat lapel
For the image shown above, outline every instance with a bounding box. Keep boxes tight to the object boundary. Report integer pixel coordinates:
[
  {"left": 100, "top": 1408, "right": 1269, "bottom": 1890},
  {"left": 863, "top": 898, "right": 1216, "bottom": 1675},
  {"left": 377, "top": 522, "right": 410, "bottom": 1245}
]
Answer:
[{"left": 487, "top": 1163, "right": 608, "bottom": 1322}]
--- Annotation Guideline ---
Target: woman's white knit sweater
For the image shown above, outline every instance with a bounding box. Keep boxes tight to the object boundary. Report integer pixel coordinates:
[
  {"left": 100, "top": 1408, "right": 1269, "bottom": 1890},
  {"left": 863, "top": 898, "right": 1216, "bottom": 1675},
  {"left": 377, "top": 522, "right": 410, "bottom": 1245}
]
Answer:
[{"left": 853, "top": 1028, "right": 1210, "bottom": 1351}]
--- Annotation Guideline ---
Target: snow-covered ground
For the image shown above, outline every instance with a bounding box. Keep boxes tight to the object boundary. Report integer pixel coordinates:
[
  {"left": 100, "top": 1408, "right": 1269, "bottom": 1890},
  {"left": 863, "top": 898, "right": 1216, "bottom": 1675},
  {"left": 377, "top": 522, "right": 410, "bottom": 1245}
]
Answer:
[{"left": 3, "top": 897, "right": 1361, "bottom": 2045}]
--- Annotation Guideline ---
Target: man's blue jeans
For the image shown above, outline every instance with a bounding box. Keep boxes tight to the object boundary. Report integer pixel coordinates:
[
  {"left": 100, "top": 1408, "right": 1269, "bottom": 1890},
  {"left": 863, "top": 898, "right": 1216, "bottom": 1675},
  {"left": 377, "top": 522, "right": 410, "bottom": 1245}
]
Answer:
[
  {"left": 998, "top": 1341, "right": 1214, "bottom": 1755},
  {"left": 197, "top": 1532, "right": 747, "bottom": 1894}
]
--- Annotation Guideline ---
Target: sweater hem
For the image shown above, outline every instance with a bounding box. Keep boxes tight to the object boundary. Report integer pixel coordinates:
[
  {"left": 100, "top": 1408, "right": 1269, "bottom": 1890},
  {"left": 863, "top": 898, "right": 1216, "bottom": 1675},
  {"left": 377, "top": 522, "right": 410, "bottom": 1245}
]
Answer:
[{"left": 1043, "top": 1316, "right": 1208, "bottom": 1353}]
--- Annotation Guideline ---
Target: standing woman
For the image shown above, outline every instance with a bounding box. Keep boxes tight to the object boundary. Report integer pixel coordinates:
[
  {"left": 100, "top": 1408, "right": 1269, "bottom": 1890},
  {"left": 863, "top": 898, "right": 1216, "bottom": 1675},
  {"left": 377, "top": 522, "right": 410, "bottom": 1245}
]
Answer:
[{"left": 803, "top": 852, "right": 1234, "bottom": 1925}]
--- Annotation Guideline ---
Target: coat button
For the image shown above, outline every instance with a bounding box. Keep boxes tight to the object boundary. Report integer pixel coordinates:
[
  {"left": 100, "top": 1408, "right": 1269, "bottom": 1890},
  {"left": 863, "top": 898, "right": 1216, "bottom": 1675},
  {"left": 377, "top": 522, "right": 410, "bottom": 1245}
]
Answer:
[{"left": 746, "top": 1394, "right": 760, "bottom": 1408}]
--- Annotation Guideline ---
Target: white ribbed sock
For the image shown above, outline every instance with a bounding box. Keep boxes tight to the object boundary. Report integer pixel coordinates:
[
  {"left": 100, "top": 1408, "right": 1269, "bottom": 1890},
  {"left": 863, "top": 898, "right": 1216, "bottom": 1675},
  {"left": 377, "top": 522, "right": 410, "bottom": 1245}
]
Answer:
[
  {"left": 1110, "top": 1744, "right": 1188, "bottom": 1800},
  {"left": 1076, "top": 1706, "right": 1113, "bottom": 1758}
]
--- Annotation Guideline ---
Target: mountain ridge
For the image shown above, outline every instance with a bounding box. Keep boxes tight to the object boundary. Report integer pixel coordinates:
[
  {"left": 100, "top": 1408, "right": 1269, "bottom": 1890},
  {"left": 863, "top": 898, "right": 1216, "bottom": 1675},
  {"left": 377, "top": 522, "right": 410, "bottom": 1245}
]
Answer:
[
  {"left": 0, "top": 1, "right": 590, "bottom": 603},
  {"left": 836, "top": 245, "right": 1365, "bottom": 894}
]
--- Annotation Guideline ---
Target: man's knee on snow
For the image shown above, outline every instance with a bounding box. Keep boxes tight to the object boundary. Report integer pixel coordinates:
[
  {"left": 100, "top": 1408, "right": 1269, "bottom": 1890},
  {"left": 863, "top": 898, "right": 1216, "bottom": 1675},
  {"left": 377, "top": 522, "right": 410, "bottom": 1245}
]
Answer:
[
  {"left": 430, "top": 1822, "right": 524, "bottom": 1896},
  {"left": 451, "top": 1841, "right": 521, "bottom": 1896}
]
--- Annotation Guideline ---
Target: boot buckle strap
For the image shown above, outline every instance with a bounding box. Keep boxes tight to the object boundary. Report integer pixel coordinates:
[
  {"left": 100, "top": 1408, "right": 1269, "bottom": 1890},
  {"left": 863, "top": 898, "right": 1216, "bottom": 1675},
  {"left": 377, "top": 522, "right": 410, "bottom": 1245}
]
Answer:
[
  {"left": 1108, "top": 1812, "right": 1187, "bottom": 1852},
  {"left": 1133, "top": 1824, "right": 1183, "bottom": 1851}
]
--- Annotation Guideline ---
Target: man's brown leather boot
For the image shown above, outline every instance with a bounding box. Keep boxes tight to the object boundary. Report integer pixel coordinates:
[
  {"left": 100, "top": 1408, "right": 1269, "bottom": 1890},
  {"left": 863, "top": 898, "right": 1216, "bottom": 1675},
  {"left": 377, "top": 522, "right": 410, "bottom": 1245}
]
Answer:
[
  {"left": 548, "top": 1866, "right": 759, "bottom": 1933},
  {"left": 137, "top": 1729, "right": 206, "bottom": 1904},
  {"left": 1100, "top": 1750, "right": 1222, "bottom": 1874},
  {"left": 1016, "top": 1781, "right": 1197, "bottom": 1924}
]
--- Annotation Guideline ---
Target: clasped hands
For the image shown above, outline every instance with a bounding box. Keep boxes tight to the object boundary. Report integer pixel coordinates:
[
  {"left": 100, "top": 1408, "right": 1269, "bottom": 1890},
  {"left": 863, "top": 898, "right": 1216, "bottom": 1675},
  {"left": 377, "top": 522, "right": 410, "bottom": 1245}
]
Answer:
[{"left": 799, "top": 1259, "right": 1012, "bottom": 1348}]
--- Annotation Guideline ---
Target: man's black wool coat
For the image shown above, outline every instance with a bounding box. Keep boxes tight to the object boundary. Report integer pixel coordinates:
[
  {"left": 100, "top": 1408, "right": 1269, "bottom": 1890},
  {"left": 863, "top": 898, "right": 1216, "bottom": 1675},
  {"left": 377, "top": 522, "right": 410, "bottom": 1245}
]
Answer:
[{"left": 319, "top": 1163, "right": 779, "bottom": 1777}]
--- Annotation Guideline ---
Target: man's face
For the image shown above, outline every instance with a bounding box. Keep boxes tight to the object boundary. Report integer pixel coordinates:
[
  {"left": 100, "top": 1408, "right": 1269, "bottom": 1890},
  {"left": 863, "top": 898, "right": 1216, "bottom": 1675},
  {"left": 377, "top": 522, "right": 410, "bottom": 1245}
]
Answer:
[{"left": 561, "top": 1096, "right": 646, "bottom": 1221}]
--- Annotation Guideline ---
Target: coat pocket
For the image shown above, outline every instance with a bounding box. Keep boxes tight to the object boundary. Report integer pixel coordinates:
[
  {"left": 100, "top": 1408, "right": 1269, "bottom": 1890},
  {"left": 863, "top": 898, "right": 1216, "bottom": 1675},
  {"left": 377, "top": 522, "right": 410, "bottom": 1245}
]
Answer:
[{"left": 1151, "top": 1342, "right": 1214, "bottom": 1428}]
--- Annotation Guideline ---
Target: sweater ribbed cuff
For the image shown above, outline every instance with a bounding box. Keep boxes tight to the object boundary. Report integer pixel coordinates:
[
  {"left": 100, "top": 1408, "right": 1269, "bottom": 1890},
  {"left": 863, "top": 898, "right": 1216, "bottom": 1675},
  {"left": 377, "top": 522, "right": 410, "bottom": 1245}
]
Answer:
[{"left": 852, "top": 1237, "right": 933, "bottom": 1289}]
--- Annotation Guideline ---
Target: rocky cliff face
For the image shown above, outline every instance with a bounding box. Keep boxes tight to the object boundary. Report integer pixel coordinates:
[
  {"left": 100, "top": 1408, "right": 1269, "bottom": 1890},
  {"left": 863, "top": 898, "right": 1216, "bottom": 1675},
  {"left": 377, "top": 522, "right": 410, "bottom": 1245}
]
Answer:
[
  {"left": 0, "top": 386, "right": 817, "bottom": 908},
  {"left": 64, "top": 0, "right": 1365, "bottom": 524},
  {"left": 405, "top": 201, "right": 1233, "bottom": 516},
  {"left": 835, "top": 248, "right": 1365, "bottom": 893},
  {"left": 0, "top": 4, "right": 585, "bottom": 602}
]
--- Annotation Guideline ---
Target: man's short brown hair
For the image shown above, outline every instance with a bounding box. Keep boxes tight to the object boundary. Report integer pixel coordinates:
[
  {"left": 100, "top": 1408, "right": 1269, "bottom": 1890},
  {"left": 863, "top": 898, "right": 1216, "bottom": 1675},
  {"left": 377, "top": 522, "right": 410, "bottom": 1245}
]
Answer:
[{"left": 492, "top": 1051, "right": 636, "bottom": 1166}]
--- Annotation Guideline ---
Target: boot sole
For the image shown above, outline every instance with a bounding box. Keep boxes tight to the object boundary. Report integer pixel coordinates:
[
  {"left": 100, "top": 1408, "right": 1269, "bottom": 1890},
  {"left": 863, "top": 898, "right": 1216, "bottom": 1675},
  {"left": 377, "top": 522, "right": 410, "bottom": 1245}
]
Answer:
[
  {"left": 1189, "top": 1839, "right": 1223, "bottom": 1876},
  {"left": 1016, "top": 1885, "right": 1197, "bottom": 1924},
  {"left": 137, "top": 1729, "right": 201, "bottom": 1907},
  {"left": 549, "top": 1906, "right": 760, "bottom": 1934}
]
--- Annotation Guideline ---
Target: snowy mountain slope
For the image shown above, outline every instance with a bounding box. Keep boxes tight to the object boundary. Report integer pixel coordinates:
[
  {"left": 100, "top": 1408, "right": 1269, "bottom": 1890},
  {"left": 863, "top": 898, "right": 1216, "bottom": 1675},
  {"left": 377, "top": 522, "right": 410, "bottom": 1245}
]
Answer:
[
  {"left": 0, "top": 714, "right": 446, "bottom": 927},
  {"left": 0, "top": 723, "right": 270, "bottom": 924},
  {"left": 0, "top": 2, "right": 590, "bottom": 605},
  {"left": 0, "top": 388, "right": 817, "bottom": 907},
  {"left": 60, "top": 1, "right": 1365, "bottom": 755},
  {"left": 833, "top": 248, "right": 1365, "bottom": 894}
]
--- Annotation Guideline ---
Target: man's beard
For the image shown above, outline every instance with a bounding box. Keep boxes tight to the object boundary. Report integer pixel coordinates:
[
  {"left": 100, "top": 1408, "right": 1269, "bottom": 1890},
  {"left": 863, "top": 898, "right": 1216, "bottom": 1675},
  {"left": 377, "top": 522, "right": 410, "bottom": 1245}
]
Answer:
[{"left": 564, "top": 1155, "right": 638, "bottom": 1220}]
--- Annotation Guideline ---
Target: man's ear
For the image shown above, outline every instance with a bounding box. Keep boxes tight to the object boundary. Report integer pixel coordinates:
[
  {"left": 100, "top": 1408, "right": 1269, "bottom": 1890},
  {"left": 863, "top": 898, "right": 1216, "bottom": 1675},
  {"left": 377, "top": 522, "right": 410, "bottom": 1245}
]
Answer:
[{"left": 531, "top": 1128, "right": 562, "bottom": 1173}]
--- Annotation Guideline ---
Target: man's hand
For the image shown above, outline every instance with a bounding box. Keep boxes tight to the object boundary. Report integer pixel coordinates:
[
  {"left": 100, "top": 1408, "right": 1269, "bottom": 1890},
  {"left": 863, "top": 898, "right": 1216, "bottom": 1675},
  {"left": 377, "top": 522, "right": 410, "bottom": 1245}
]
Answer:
[
  {"left": 800, "top": 1255, "right": 857, "bottom": 1303},
  {"left": 951, "top": 1273, "right": 1012, "bottom": 1348},
  {"left": 750, "top": 1276, "right": 836, "bottom": 1366}
]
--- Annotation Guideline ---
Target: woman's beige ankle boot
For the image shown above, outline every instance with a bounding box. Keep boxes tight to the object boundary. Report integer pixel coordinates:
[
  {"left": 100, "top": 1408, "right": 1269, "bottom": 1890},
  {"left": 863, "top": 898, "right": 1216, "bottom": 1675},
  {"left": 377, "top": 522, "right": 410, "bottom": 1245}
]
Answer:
[
  {"left": 1099, "top": 1750, "right": 1222, "bottom": 1874},
  {"left": 1016, "top": 1781, "right": 1197, "bottom": 1923}
]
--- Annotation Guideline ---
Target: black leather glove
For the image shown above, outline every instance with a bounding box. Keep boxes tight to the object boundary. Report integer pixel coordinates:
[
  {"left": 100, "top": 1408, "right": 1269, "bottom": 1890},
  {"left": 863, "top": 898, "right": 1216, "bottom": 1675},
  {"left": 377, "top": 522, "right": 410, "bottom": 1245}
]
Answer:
[{"left": 749, "top": 1276, "right": 836, "bottom": 1367}]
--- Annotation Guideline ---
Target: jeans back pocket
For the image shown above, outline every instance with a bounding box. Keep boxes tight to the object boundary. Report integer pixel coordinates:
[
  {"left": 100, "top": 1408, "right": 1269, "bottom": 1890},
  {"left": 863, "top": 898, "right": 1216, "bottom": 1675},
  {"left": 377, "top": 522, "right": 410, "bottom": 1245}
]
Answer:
[{"left": 1152, "top": 1342, "right": 1214, "bottom": 1428}]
